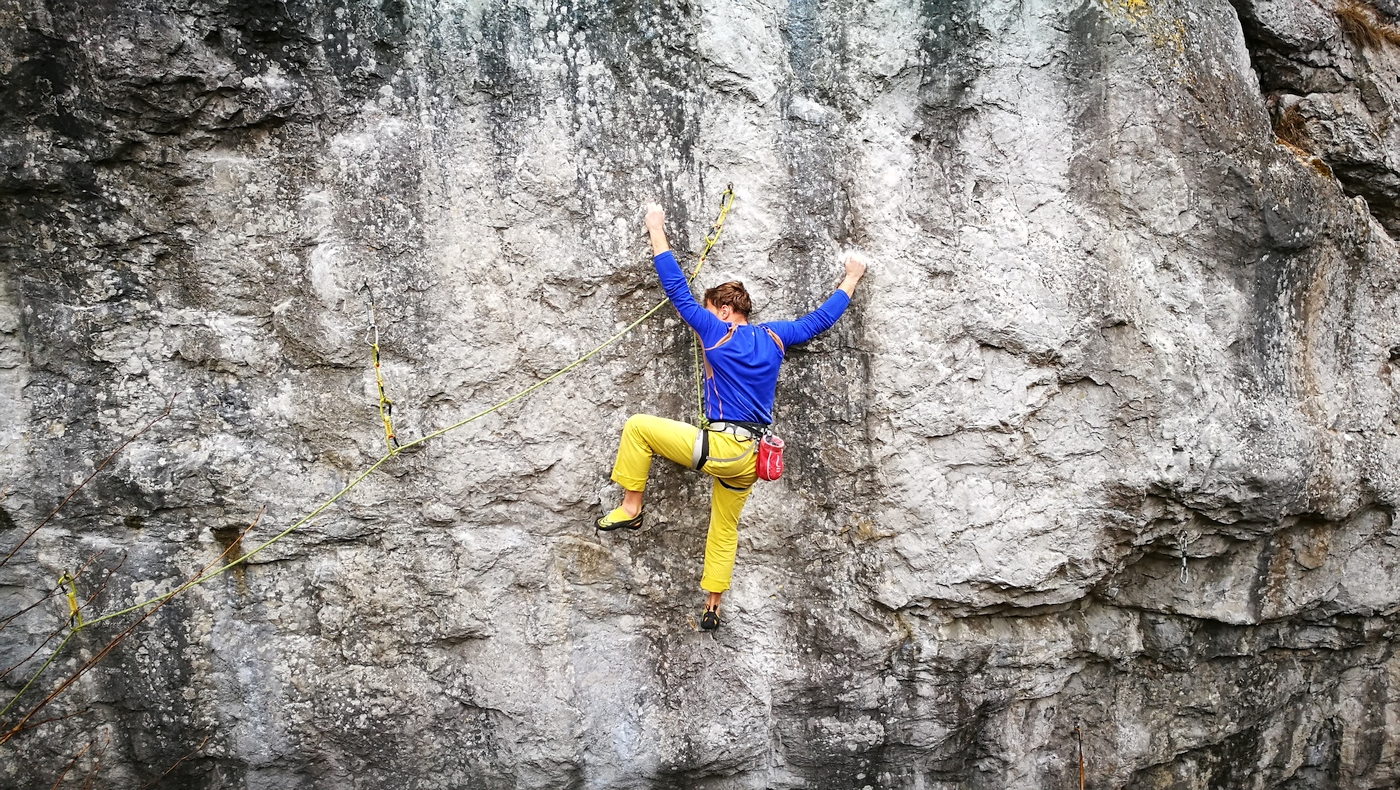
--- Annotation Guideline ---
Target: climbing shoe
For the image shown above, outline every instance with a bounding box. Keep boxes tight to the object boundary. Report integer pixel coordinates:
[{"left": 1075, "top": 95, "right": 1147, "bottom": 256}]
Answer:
[
  {"left": 700, "top": 604, "right": 721, "bottom": 631},
  {"left": 595, "top": 507, "right": 644, "bottom": 532}
]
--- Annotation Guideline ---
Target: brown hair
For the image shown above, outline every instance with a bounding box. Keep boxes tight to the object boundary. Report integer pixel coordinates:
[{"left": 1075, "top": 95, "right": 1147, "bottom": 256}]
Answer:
[{"left": 703, "top": 281, "right": 751, "bottom": 317}]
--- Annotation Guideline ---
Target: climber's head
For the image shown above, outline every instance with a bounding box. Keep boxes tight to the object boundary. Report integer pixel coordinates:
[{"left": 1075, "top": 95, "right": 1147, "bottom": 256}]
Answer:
[{"left": 703, "top": 281, "right": 751, "bottom": 323}]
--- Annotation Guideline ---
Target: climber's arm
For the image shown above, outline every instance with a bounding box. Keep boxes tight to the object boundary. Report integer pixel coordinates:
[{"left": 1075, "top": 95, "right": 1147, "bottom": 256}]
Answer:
[
  {"left": 645, "top": 204, "right": 728, "bottom": 343},
  {"left": 767, "top": 252, "right": 868, "bottom": 347},
  {"left": 838, "top": 251, "right": 867, "bottom": 297},
  {"left": 646, "top": 204, "right": 671, "bottom": 257}
]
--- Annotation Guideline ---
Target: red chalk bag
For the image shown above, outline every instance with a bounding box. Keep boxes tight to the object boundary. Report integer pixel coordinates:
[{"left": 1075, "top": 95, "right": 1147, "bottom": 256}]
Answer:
[{"left": 756, "top": 433, "right": 785, "bottom": 481}]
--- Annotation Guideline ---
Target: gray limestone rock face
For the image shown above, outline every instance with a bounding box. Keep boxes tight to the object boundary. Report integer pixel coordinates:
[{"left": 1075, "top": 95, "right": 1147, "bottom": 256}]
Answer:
[{"left": 2, "top": 0, "right": 1400, "bottom": 788}]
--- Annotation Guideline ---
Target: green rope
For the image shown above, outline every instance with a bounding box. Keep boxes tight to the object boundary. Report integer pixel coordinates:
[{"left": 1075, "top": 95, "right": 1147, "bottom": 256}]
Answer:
[
  {"left": 693, "top": 337, "right": 705, "bottom": 425},
  {"left": 690, "top": 184, "right": 735, "bottom": 425},
  {"left": 0, "top": 632, "right": 73, "bottom": 719},
  {"left": 3, "top": 187, "right": 739, "bottom": 720}
]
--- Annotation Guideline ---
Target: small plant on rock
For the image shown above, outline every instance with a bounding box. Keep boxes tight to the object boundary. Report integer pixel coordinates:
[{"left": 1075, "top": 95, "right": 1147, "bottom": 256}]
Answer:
[
  {"left": 1336, "top": 0, "right": 1400, "bottom": 49},
  {"left": 1272, "top": 102, "right": 1335, "bottom": 178},
  {"left": 1273, "top": 102, "right": 1313, "bottom": 151}
]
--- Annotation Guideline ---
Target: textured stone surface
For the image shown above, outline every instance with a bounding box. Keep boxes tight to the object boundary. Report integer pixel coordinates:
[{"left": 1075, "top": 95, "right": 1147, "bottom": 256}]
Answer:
[
  {"left": 3, "top": 0, "right": 1400, "bottom": 787},
  {"left": 1236, "top": 0, "right": 1400, "bottom": 233}
]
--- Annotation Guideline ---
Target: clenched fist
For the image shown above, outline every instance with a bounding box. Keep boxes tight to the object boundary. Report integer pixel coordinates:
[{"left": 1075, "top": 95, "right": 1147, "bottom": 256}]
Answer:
[
  {"left": 843, "top": 252, "right": 868, "bottom": 281},
  {"left": 839, "top": 251, "right": 869, "bottom": 297},
  {"left": 645, "top": 204, "right": 665, "bottom": 233}
]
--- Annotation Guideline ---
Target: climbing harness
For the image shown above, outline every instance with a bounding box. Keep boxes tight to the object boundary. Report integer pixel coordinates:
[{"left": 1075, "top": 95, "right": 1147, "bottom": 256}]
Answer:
[
  {"left": 708, "top": 420, "right": 765, "bottom": 442},
  {"left": 689, "top": 420, "right": 768, "bottom": 474},
  {"left": 692, "top": 185, "right": 736, "bottom": 426},
  {"left": 689, "top": 426, "right": 756, "bottom": 472},
  {"left": 360, "top": 282, "right": 401, "bottom": 453},
  {"left": 690, "top": 428, "right": 708, "bottom": 470}
]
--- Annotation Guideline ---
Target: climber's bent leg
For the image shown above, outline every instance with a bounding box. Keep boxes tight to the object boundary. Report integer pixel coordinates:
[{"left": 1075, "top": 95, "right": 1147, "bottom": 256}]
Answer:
[{"left": 609, "top": 414, "right": 700, "bottom": 492}]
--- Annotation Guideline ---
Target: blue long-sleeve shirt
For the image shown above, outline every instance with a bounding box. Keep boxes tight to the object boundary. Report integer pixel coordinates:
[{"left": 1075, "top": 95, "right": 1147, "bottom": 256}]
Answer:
[{"left": 654, "top": 250, "right": 850, "bottom": 425}]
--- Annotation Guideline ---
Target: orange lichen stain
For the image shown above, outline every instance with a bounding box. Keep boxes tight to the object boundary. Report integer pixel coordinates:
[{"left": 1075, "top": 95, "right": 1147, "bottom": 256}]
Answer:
[
  {"left": 1275, "top": 137, "right": 1335, "bottom": 179},
  {"left": 1101, "top": 0, "right": 1190, "bottom": 70},
  {"left": 1102, "top": 0, "right": 1151, "bottom": 23},
  {"left": 1152, "top": 17, "right": 1188, "bottom": 55}
]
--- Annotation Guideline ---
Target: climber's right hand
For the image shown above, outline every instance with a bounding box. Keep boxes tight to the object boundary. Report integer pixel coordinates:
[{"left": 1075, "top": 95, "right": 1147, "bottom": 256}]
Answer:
[
  {"left": 645, "top": 204, "right": 665, "bottom": 233},
  {"left": 645, "top": 204, "right": 670, "bottom": 255},
  {"left": 843, "top": 252, "right": 868, "bottom": 281}
]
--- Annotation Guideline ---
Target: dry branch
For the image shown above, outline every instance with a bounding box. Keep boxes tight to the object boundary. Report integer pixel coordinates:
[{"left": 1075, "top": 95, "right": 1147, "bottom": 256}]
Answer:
[
  {"left": 137, "top": 733, "right": 211, "bottom": 790},
  {"left": 48, "top": 738, "right": 93, "bottom": 790},
  {"left": 0, "top": 395, "right": 176, "bottom": 570}
]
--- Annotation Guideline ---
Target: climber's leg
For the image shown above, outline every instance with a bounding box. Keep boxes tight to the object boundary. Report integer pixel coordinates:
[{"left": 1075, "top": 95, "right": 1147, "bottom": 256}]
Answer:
[
  {"left": 610, "top": 414, "right": 700, "bottom": 491},
  {"left": 699, "top": 475, "right": 754, "bottom": 595},
  {"left": 696, "top": 476, "right": 751, "bottom": 631},
  {"left": 599, "top": 414, "right": 698, "bottom": 529}
]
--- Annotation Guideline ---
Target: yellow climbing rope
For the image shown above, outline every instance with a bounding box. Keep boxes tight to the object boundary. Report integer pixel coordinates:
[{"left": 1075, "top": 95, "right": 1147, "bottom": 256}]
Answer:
[
  {"left": 361, "top": 284, "right": 401, "bottom": 453},
  {"left": 692, "top": 184, "right": 736, "bottom": 425}
]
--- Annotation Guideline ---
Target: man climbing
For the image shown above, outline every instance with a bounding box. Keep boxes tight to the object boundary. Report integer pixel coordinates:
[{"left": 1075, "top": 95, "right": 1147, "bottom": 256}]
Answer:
[{"left": 595, "top": 202, "right": 867, "bottom": 631}]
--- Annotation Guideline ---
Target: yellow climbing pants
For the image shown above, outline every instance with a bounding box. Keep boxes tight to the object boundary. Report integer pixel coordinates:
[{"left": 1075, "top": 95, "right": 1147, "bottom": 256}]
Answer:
[{"left": 610, "top": 414, "right": 758, "bottom": 593}]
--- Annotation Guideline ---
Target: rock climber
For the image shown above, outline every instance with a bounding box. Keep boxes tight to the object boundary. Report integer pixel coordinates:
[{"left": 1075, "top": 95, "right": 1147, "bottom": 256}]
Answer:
[{"left": 595, "top": 202, "right": 867, "bottom": 631}]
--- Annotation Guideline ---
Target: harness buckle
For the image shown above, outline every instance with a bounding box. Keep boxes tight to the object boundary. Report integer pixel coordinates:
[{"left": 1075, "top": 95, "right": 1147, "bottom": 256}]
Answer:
[{"left": 707, "top": 421, "right": 766, "bottom": 442}]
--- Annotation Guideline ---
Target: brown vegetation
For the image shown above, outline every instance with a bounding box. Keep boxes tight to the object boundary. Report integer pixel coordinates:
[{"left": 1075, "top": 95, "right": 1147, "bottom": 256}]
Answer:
[
  {"left": 0, "top": 396, "right": 230, "bottom": 785},
  {"left": 1273, "top": 103, "right": 1335, "bottom": 178},
  {"left": 1336, "top": 0, "right": 1400, "bottom": 49},
  {"left": 1274, "top": 103, "right": 1313, "bottom": 151}
]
